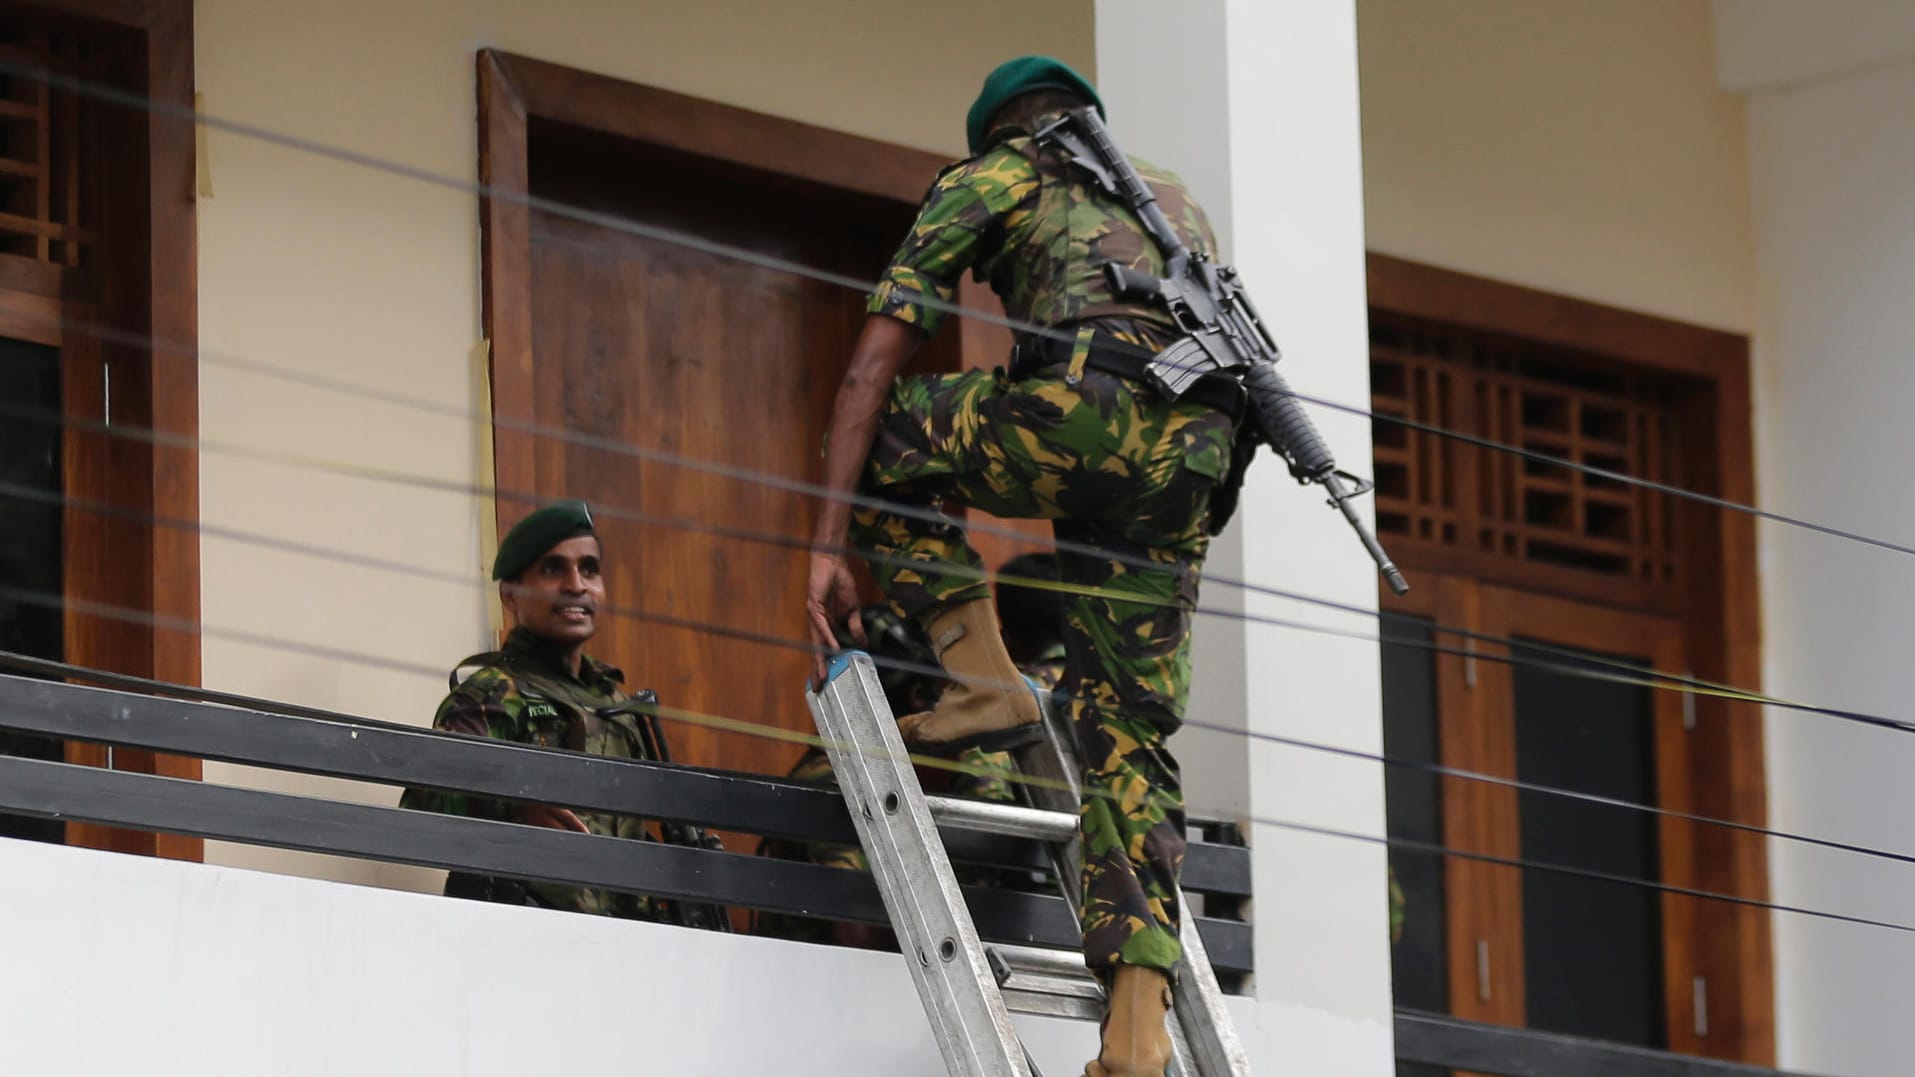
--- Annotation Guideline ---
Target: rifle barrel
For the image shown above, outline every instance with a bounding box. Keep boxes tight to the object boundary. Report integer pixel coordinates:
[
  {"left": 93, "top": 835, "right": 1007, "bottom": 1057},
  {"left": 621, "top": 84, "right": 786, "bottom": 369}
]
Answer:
[{"left": 1323, "top": 472, "right": 1411, "bottom": 595}]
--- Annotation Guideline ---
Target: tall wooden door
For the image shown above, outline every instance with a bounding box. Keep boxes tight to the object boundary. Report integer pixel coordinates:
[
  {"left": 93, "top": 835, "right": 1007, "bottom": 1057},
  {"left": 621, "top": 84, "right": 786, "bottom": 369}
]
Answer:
[
  {"left": 520, "top": 126, "right": 958, "bottom": 778},
  {"left": 1385, "top": 577, "right": 1699, "bottom": 1075}
]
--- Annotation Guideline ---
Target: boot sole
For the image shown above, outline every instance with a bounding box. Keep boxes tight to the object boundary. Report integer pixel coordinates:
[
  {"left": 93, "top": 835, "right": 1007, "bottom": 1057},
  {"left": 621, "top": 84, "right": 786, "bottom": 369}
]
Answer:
[{"left": 904, "top": 721, "right": 1047, "bottom": 756}]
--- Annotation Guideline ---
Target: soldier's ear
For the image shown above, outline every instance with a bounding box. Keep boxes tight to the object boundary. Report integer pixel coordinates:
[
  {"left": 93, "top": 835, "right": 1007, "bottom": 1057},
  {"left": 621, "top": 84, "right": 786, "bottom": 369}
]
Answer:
[{"left": 498, "top": 581, "right": 519, "bottom": 622}]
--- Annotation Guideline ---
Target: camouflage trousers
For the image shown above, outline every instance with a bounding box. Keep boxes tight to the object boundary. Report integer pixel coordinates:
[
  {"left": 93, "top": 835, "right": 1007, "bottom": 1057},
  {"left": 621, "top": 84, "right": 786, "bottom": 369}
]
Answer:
[{"left": 849, "top": 358, "right": 1234, "bottom": 972}]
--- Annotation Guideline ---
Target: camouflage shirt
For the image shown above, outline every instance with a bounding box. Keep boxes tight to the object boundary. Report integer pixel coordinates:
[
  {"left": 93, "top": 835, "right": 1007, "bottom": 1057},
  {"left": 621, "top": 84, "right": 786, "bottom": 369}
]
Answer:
[
  {"left": 868, "top": 110, "right": 1219, "bottom": 346},
  {"left": 400, "top": 627, "right": 658, "bottom": 918}
]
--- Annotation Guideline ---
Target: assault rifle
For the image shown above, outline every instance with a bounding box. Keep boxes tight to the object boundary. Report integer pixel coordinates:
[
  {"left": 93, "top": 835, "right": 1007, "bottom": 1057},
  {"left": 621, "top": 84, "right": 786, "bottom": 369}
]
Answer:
[
  {"left": 1034, "top": 108, "right": 1409, "bottom": 595},
  {"left": 623, "top": 691, "right": 736, "bottom": 933}
]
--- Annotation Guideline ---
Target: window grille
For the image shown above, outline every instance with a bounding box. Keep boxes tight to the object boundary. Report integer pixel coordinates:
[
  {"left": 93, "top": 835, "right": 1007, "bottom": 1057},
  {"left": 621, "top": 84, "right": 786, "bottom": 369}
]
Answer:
[
  {"left": 1370, "top": 313, "right": 1685, "bottom": 588},
  {"left": 0, "top": 17, "right": 103, "bottom": 279}
]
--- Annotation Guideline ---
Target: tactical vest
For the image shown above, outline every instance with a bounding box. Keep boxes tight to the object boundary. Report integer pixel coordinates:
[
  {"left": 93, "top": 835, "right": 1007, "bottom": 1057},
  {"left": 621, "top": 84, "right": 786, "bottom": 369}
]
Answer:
[
  {"left": 449, "top": 649, "right": 655, "bottom": 763},
  {"left": 444, "top": 650, "right": 657, "bottom": 917},
  {"left": 986, "top": 128, "right": 1216, "bottom": 342}
]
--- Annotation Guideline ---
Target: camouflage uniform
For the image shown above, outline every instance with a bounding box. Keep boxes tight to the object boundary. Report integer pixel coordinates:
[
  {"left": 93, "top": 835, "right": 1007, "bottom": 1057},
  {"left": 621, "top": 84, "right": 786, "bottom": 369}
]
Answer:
[
  {"left": 400, "top": 627, "right": 660, "bottom": 918},
  {"left": 852, "top": 115, "right": 1233, "bottom": 973}
]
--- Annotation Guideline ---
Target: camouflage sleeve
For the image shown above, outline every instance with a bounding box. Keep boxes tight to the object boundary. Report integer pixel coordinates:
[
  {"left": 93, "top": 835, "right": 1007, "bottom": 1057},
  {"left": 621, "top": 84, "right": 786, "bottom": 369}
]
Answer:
[
  {"left": 867, "top": 148, "right": 1039, "bottom": 337},
  {"left": 397, "top": 671, "right": 524, "bottom": 820}
]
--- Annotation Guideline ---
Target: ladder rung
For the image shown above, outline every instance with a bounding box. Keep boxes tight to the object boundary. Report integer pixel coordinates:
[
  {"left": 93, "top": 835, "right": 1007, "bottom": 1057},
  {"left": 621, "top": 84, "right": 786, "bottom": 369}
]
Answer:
[
  {"left": 1003, "top": 987, "right": 1103, "bottom": 1021},
  {"left": 991, "top": 945, "right": 1103, "bottom": 1021},
  {"left": 926, "top": 795, "right": 1077, "bottom": 842},
  {"left": 991, "top": 942, "right": 1094, "bottom": 980}
]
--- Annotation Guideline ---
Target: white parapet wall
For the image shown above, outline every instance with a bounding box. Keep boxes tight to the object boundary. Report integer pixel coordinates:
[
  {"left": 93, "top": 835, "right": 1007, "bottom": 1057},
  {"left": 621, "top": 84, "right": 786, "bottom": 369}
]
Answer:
[{"left": 0, "top": 837, "right": 1279, "bottom": 1075}]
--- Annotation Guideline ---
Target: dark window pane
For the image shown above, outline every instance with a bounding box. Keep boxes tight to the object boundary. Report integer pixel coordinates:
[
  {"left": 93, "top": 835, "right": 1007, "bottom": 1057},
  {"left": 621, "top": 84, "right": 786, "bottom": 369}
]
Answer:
[
  {"left": 1381, "top": 617, "right": 1449, "bottom": 1020},
  {"left": 1512, "top": 639, "right": 1663, "bottom": 1047},
  {"left": 0, "top": 335, "right": 63, "bottom": 843}
]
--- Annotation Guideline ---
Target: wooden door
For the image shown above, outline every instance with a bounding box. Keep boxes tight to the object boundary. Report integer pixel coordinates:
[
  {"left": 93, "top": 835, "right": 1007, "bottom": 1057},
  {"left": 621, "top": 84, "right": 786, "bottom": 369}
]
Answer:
[
  {"left": 1384, "top": 575, "right": 1701, "bottom": 1073},
  {"left": 521, "top": 127, "right": 958, "bottom": 778}
]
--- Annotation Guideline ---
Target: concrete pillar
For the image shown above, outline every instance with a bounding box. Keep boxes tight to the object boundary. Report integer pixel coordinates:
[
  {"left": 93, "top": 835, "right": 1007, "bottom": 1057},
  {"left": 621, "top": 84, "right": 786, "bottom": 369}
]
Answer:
[{"left": 1098, "top": 2, "right": 1394, "bottom": 1071}]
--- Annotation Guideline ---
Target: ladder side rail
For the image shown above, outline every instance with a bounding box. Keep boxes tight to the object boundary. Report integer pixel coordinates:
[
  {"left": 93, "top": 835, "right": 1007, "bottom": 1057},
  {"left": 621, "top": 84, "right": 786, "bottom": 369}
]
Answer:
[
  {"left": 1172, "top": 909, "right": 1253, "bottom": 1076},
  {"left": 807, "top": 655, "right": 1034, "bottom": 1077},
  {"left": 1012, "top": 695, "right": 1087, "bottom": 914}
]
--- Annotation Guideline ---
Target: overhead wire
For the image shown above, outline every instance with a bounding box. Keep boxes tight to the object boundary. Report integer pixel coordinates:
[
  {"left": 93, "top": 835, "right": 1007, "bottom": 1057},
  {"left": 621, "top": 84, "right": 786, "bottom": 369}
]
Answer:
[
  {"left": 0, "top": 57, "right": 1899, "bottom": 804},
  {"left": 0, "top": 59, "right": 1906, "bottom": 941},
  {"left": 2, "top": 305, "right": 1910, "bottom": 865},
  {"left": 0, "top": 58, "right": 1897, "bottom": 732},
  {"left": 2, "top": 56, "right": 1911, "bottom": 563},
  {"left": 0, "top": 56, "right": 1888, "bottom": 740},
  {"left": 0, "top": 635, "right": 1909, "bottom": 939},
  {"left": 7, "top": 302, "right": 1914, "bottom": 900},
  {"left": 1, "top": 473, "right": 1913, "bottom": 881},
  {"left": 3, "top": 392, "right": 1910, "bottom": 743}
]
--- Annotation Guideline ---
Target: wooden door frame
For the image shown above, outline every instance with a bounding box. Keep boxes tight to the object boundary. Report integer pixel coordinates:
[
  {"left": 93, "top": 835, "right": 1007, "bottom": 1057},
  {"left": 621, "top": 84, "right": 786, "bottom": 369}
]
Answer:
[
  {"left": 1371, "top": 254, "right": 1770, "bottom": 1063},
  {"left": 1, "top": 0, "right": 200, "bottom": 859},
  {"left": 1393, "top": 574, "right": 1701, "bottom": 1050},
  {"left": 1489, "top": 582, "right": 1696, "bottom": 1056},
  {"left": 475, "top": 49, "right": 960, "bottom": 542}
]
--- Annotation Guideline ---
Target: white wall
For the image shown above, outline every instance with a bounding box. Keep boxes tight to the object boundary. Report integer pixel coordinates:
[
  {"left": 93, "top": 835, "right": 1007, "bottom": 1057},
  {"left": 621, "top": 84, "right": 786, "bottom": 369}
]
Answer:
[
  {"left": 0, "top": 837, "right": 1284, "bottom": 1075},
  {"left": 193, "top": 0, "right": 1092, "bottom": 887},
  {"left": 1102, "top": 1, "right": 1395, "bottom": 1073},
  {"left": 1714, "top": 4, "right": 1915, "bottom": 1074},
  {"left": 1359, "top": 0, "right": 1753, "bottom": 333},
  {"left": 1715, "top": 0, "right": 1915, "bottom": 93}
]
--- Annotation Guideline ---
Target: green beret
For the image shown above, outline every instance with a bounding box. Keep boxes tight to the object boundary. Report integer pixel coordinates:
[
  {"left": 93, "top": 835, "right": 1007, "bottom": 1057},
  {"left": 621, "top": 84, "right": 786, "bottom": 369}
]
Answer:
[
  {"left": 492, "top": 499, "right": 595, "bottom": 581},
  {"left": 966, "top": 55, "right": 1102, "bottom": 156}
]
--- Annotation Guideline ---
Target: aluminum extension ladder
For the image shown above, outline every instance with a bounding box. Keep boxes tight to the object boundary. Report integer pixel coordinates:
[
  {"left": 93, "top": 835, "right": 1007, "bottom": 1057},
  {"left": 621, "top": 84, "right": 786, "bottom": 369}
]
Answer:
[{"left": 806, "top": 651, "right": 1251, "bottom": 1077}]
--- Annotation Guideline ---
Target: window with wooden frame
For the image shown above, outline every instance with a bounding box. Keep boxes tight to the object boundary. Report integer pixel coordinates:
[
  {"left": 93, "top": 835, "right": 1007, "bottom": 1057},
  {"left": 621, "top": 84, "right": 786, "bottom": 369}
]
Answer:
[
  {"left": 0, "top": 0, "right": 198, "bottom": 859},
  {"left": 1371, "top": 315, "right": 1687, "bottom": 598},
  {"left": 1368, "top": 255, "right": 1771, "bottom": 1069}
]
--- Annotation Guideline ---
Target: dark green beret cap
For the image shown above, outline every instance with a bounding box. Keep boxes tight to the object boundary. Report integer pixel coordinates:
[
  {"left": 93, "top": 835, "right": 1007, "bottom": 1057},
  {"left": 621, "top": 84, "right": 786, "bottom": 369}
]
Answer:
[
  {"left": 492, "top": 499, "right": 595, "bottom": 581},
  {"left": 966, "top": 55, "right": 1103, "bottom": 156}
]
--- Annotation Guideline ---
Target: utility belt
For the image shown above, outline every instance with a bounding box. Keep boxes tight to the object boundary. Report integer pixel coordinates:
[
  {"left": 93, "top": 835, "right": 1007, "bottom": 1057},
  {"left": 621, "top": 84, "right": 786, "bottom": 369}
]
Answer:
[{"left": 1009, "top": 329, "right": 1247, "bottom": 423}]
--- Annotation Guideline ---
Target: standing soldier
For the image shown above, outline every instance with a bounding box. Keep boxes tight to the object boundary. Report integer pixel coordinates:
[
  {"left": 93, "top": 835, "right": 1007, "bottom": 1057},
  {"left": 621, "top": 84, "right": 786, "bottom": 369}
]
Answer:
[
  {"left": 402, "top": 499, "right": 675, "bottom": 918},
  {"left": 804, "top": 57, "right": 1241, "bottom": 1077}
]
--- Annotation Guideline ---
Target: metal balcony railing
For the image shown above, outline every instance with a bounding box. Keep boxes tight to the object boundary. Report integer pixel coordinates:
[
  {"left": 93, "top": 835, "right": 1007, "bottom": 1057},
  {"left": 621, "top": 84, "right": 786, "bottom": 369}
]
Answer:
[
  {"left": 1395, "top": 1010, "right": 1825, "bottom": 1077},
  {"left": 0, "top": 667, "right": 1823, "bottom": 1077},
  {"left": 0, "top": 668, "right": 1250, "bottom": 975}
]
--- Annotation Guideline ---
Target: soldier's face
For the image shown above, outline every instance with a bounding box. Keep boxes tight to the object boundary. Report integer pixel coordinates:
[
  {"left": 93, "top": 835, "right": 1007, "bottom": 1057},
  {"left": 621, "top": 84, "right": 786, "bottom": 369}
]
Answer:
[{"left": 501, "top": 535, "right": 605, "bottom": 647}]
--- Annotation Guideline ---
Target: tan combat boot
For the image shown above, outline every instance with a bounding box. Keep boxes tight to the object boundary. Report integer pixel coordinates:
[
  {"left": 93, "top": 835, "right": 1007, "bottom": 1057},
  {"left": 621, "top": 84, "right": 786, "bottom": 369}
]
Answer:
[
  {"left": 894, "top": 596, "right": 1042, "bottom": 753},
  {"left": 1084, "top": 965, "right": 1174, "bottom": 1077}
]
